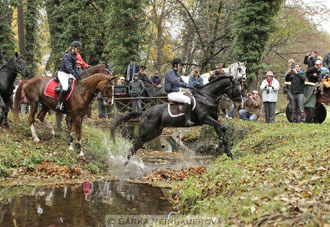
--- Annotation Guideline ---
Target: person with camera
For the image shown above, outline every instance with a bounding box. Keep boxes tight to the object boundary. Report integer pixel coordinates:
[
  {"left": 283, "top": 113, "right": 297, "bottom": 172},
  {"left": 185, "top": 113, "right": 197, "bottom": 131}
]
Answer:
[
  {"left": 306, "top": 59, "right": 323, "bottom": 94},
  {"left": 188, "top": 67, "right": 203, "bottom": 87},
  {"left": 304, "top": 50, "right": 318, "bottom": 70},
  {"left": 285, "top": 63, "right": 306, "bottom": 123},
  {"left": 239, "top": 90, "right": 262, "bottom": 121},
  {"left": 260, "top": 71, "right": 280, "bottom": 123}
]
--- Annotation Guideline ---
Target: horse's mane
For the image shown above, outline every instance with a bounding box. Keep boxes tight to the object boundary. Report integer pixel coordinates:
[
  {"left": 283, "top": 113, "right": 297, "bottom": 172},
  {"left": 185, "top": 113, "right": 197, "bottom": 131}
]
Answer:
[
  {"left": 82, "top": 73, "right": 109, "bottom": 84},
  {"left": 0, "top": 57, "right": 14, "bottom": 71},
  {"left": 197, "top": 75, "right": 232, "bottom": 90}
]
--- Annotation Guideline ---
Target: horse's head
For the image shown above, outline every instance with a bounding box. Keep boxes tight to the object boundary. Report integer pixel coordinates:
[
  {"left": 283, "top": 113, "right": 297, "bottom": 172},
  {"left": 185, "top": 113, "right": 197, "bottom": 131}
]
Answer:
[
  {"left": 13, "top": 53, "right": 30, "bottom": 77},
  {"left": 104, "top": 63, "right": 114, "bottom": 75},
  {"left": 225, "top": 77, "right": 242, "bottom": 103},
  {"left": 97, "top": 75, "right": 117, "bottom": 105},
  {"left": 236, "top": 62, "right": 246, "bottom": 80}
]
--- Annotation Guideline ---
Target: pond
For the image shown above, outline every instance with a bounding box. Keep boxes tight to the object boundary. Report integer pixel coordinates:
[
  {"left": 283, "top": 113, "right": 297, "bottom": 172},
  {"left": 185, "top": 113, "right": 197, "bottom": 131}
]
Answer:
[{"left": 0, "top": 179, "right": 173, "bottom": 226}]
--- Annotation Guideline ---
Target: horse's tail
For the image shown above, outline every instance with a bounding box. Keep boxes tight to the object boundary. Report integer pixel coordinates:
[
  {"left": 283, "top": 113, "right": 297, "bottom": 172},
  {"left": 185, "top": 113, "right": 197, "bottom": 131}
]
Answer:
[
  {"left": 110, "top": 112, "right": 142, "bottom": 142},
  {"left": 13, "top": 80, "right": 27, "bottom": 119}
]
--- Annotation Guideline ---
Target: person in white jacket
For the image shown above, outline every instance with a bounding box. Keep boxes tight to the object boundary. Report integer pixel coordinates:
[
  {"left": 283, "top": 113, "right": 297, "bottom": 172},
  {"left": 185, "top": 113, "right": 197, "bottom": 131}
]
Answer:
[{"left": 260, "top": 71, "right": 280, "bottom": 123}]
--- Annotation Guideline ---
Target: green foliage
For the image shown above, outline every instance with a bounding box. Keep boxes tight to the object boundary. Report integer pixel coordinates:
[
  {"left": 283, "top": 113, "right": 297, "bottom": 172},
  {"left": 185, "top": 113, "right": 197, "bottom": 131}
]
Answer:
[
  {"left": 0, "top": 0, "right": 16, "bottom": 58},
  {"left": 25, "top": 0, "right": 41, "bottom": 77},
  {"left": 45, "top": 0, "right": 109, "bottom": 72},
  {"left": 104, "top": 0, "right": 147, "bottom": 74},
  {"left": 233, "top": 0, "right": 283, "bottom": 80}
]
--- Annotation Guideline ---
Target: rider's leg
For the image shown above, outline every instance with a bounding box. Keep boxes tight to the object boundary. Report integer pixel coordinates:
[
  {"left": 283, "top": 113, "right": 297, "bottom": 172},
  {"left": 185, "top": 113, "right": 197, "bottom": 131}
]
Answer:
[
  {"left": 56, "top": 72, "right": 69, "bottom": 110},
  {"left": 168, "top": 92, "right": 194, "bottom": 126}
]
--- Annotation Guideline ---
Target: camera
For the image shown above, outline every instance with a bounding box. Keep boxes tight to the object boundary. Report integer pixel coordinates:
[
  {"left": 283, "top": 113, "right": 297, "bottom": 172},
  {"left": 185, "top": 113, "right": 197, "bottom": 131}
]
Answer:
[{"left": 291, "top": 63, "right": 295, "bottom": 70}]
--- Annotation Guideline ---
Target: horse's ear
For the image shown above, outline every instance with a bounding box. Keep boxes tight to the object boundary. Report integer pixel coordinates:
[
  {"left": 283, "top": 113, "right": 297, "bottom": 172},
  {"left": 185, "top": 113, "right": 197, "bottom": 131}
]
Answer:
[{"left": 15, "top": 52, "right": 19, "bottom": 58}]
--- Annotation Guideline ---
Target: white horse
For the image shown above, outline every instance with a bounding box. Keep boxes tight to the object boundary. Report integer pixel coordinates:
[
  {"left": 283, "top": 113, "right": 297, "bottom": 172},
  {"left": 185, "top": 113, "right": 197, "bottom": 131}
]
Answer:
[{"left": 199, "top": 62, "right": 247, "bottom": 84}]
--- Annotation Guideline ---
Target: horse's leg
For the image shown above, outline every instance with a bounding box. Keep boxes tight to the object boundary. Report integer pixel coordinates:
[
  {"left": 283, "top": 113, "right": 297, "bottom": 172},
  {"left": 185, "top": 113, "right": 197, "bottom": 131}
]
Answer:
[
  {"left": 29, "top": 102, "right": 40, "bottom": 142},
  {"left": 72, "top": 116, "right": 85, "bottom": 158},
  {"left": 37, "top": 105, "right": 55, "bottom": 136},
  {"left": 204, "top": 115, "right": 234, "bottom": 159},
  {"left": 56, "top": 112, "right": 63, "bottom": 131},
  {"left": 126, "top": 124, "right": 163, "bottom": 163},
  {"left": 0, "top": 95, "right": 6, "bottom": 127},
  {"left": 65, "top": 114, "right": 72, "bottom": 131}
]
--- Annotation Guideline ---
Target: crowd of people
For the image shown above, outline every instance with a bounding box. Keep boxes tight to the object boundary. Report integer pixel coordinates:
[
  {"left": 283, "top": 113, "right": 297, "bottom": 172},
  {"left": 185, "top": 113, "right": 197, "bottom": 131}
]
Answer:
[{"left": 11, "top": 40, "right": 329, "bottom": 123}]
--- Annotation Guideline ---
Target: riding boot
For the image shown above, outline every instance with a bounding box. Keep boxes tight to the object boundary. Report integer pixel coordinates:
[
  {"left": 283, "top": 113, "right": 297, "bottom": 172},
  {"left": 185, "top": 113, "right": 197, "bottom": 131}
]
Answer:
[
  {"left": 184, "top": 103, "right": 195, "bottom": 126},
  {"left": 56, "top": 90, "right": 67, "bottom": 111}
]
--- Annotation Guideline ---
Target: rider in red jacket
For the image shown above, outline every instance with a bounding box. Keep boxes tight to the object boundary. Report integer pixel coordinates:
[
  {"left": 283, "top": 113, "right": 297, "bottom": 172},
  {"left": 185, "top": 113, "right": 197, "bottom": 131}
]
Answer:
[{"left": 76, "top": 51, "right": 89, "bottom": 69}]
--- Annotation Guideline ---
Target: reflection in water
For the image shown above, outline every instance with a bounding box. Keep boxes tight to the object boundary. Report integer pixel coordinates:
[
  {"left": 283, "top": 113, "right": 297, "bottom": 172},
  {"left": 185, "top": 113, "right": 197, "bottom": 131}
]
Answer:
[{"left": 0, "top": 180, "right": 172, "bottom": 226}]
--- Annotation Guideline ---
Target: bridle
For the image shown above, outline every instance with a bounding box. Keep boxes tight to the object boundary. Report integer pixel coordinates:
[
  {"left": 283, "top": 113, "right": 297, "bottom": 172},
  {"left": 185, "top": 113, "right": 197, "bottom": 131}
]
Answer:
[
  {"left": 78, "top": 76, "right": 115, "bottom": 104},
  {"left": 217, "top": 78, "right": 242, "bottom": 102}
]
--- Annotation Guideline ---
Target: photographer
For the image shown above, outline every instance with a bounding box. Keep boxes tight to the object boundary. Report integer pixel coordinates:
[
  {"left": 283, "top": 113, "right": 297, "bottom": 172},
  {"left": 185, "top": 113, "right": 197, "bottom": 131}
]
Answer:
[
  {"left": 304, "top": 50, "right": 318, "bottom": 70},
  {"left": 285, "top": 63, "right": 306, "bottom": 123},
  {"left": 260, "top": 71, "right": 280, "bottom": 123},
  {"left": 239, "top": 90, "right": 262, "bottom": 121}
]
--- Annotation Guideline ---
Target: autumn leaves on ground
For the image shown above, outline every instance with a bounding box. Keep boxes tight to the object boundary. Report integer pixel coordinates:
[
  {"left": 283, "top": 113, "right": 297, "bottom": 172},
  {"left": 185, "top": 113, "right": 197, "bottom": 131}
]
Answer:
[{"left": 0, "top": 113, "right": 329, "bottom": 225}]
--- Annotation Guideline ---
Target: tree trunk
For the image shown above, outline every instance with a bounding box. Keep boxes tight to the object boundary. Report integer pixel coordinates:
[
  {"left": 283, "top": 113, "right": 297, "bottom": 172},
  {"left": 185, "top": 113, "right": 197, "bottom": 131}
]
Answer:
[{"left": 17, "top": 0, "right": 25, "bottom": 56}]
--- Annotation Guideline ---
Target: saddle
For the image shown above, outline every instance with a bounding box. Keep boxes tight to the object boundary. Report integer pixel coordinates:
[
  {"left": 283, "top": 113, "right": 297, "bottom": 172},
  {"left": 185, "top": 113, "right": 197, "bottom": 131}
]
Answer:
[
  {"left": 44, "top": 77, "right": 75, "bottom": 101},
  {"left": 168, "top": 93, "right": 196, "bottom": 117}
]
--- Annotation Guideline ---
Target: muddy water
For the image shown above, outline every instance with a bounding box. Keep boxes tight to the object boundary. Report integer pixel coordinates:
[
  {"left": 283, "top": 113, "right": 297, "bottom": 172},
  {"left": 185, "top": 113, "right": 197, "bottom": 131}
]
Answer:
[{"left": 0, "top": 180, "right": 172, "bottom": 227}]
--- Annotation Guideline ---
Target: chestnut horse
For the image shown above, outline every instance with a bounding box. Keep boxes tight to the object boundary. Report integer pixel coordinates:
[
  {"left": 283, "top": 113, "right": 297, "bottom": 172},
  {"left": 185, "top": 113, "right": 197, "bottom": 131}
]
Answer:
[
  {"left": 56, "top": 63, "right": 114, "bottom": 130},
  {"left": 14, "top": 73, "right": 116, "bottom": 158}
]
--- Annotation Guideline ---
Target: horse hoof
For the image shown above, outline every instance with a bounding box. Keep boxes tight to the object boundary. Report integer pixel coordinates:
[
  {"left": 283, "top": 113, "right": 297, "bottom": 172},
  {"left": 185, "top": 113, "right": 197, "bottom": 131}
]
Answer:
[
  {"left": 231, "top": 155, "right": 236, "bottom": 160},
  {"left": 79, "top": 154, "right": 86, "bottom": 161},
  {"left": 68, "top": 145, "right": 74, "bottom": 151},
  {"left": 34, "top": 137, "right": 40, "bottom": 143}
]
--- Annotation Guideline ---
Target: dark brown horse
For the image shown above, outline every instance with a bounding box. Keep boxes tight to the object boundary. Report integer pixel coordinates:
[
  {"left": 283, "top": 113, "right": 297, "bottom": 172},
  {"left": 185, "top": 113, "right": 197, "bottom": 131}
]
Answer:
[{"left": 14, "top": 73, "right": 116, "bottom": 158}]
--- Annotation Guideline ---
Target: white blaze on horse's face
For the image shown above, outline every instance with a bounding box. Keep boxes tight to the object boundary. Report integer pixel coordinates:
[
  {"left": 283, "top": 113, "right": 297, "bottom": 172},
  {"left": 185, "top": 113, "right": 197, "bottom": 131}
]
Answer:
[{"left": 236, "top": 62, "right": 246, "bottom": 80}]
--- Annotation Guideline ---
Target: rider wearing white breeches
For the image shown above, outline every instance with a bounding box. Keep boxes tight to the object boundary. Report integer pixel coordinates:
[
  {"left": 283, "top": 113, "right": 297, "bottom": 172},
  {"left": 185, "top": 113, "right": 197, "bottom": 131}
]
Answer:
[
  {"left": 164, "top": 58, "right": 194, "bottom": 126},
  {"left": 56, "top": 41, "right": 82, "bottom": 110}
]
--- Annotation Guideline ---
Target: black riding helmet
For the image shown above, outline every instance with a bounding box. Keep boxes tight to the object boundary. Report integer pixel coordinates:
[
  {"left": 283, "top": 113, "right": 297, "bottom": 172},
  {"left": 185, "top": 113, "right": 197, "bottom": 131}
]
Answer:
[
  {"left": 171, "top": 58, "right": 183, "bottom": 67},
  {"left": 71, "top": 41, "right": 82, "bottom": 49}
]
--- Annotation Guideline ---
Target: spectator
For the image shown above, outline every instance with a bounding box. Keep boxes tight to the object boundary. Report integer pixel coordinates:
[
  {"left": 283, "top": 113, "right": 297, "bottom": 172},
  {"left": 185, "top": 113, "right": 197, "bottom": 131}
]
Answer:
[
  {"left": 117, "top": 76, "right": 126, "bottom": 85},
  {"left": 320, "top": 67, "right": 329, "bottom": 79},
  {"left": 97, "top": 94, "right": 112, "bottom": 118},
  {"left": 306, "top": 59, "right": 323, "bottom": 94},
  {"left": 124, "top": 57, "right": 140, "bottom": 82},
  {"left": 304, "top": 50, "right": 318, "bottom": 70},
  {"left": 260, "top": 71, "right": 280, "bottom": 123},
  {"left": 138, "top": 65, "right": 152, "bottom": 84},
  {"left": 151, "top": 71, "right": 162, "bottom": 88},
  {"left": 188, "top": 67, "right": 203, "bottom": 87},
  {"left": 239, "top": 90, "right": 262, "bottom": 121},
  {"left": 129, "top": 73, "right": 145, "bottom": 112},
  {"left": 323, "top": 51, "right": 330, "bottom": 70},
  {"left": 285, "top": 63, "right": 306, "bottom": 123},
  {"left": 209, "top": 63, "right": 226, "bottom": 81}
]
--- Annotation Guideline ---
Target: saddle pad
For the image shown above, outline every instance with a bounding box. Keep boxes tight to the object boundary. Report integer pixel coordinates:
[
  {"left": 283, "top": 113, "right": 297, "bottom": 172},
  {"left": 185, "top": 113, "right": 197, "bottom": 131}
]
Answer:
[
  {"left": 168, "top": 95, "right": 196, "bottom": 118},
  {"left": 44, "top": 79, "right": 75, "bottom": 101}
]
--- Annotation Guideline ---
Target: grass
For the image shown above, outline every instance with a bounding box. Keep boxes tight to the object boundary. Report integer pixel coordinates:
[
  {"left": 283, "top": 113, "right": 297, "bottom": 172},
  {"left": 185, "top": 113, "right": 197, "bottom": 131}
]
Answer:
[
  {"left": 173, "top": 117, "right": 330, "bottom": 225},
  {"left": 0, "top": 112, "right": 116, "bottom": 179}
]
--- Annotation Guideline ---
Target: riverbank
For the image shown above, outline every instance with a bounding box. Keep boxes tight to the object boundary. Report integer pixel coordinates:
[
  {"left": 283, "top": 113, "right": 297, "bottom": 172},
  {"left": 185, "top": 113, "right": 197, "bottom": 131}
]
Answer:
[
  {"left": 173, "top": 119, "right": 330, "bottom": 225},
  {"left": 0, "top": 114, "right": 113, "bottom": 181}
]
